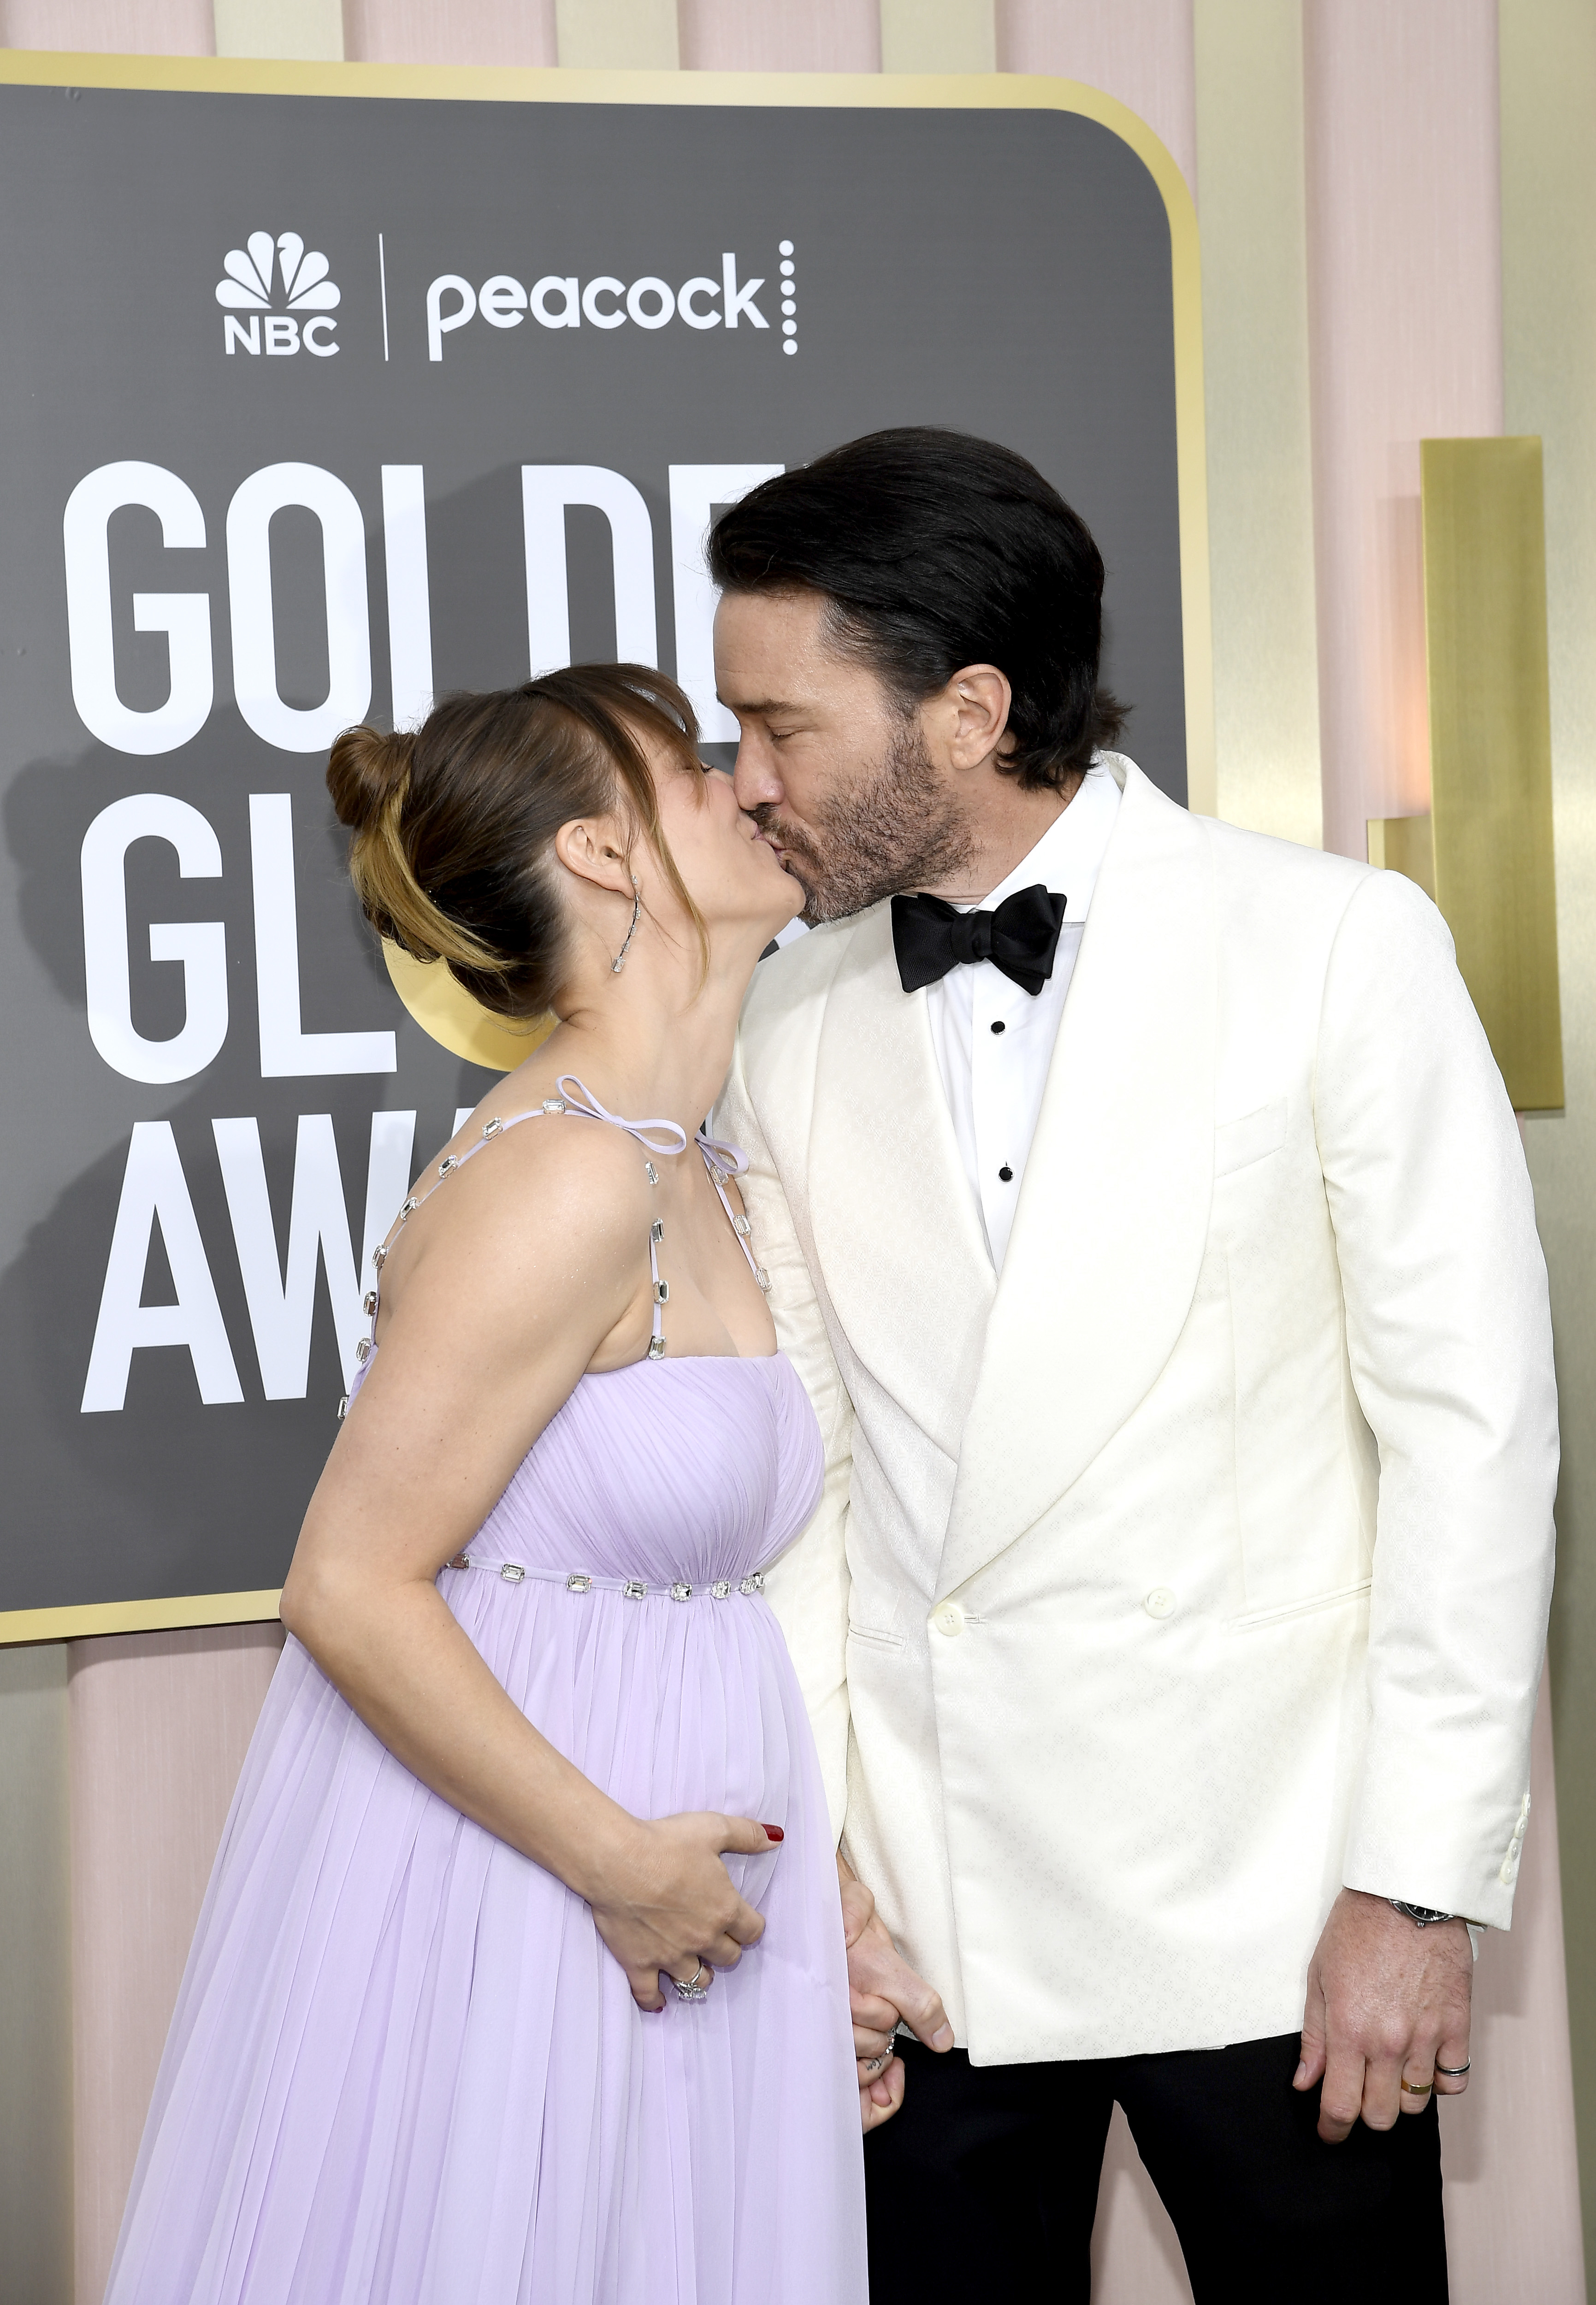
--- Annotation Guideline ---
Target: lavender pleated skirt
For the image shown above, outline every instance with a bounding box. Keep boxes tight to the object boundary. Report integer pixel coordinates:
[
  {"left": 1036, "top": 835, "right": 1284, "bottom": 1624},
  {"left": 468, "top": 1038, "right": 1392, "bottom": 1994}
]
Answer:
[{"left": 105, "top": 1356, "right": 866, "bottom": 2305}]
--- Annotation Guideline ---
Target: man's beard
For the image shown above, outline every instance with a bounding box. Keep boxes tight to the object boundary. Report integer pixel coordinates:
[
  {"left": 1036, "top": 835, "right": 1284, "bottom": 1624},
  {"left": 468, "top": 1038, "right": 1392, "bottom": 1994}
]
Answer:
[{"left": 752, "top": 722, "right": 974, "bottom": 925}]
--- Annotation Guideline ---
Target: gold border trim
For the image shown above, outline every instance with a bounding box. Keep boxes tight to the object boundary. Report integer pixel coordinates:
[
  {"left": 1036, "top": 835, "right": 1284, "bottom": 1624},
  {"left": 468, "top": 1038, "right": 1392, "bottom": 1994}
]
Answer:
[
  {"left": 0, "top": 53, "right": 1212, "bottom": 1642},
  {"left": 0, "top": 1588, "right": 281, "bottom": 1647}
]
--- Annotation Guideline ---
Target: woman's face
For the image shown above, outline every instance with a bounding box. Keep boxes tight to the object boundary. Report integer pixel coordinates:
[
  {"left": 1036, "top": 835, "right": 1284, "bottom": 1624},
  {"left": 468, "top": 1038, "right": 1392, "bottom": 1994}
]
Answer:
[{"left": 644, "top": 731, "right": 805, "bottom": 947}]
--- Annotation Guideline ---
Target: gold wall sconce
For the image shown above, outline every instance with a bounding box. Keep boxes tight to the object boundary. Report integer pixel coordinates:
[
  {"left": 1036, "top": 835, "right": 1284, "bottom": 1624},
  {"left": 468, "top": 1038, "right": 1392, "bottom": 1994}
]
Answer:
[{"left": 1367, "top": 437, "right": 1563, "bottom": 1111}]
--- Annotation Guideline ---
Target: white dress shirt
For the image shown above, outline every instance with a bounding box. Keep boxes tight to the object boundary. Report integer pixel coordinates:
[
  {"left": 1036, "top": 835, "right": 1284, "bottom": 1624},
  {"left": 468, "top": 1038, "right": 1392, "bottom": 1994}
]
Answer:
[{"left": 924, "top": 762, "right": 1121, "bottom": 1271}]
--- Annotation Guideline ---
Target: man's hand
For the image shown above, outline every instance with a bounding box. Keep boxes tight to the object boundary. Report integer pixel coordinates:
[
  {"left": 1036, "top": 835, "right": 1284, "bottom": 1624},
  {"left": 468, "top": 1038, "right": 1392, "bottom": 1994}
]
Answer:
[
  {"left": 838, "top": 1855, "right": 953, "bottom": 2132},
  {"left": 1296, "top": 1887, "right": 1473, "bottom": 2142}
]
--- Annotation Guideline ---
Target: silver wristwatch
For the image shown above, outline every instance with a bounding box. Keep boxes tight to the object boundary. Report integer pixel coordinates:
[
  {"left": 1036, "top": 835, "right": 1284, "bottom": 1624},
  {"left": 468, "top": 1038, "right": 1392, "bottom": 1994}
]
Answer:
[{"left": 1389, "top": 1899, "right": 1457, "bottom": 1928}]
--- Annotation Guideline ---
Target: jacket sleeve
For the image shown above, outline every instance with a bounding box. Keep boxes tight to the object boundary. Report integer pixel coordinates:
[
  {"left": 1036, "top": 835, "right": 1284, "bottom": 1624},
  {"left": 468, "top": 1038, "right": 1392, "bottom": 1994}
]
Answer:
[
  {"left": 715, "top": 1030, "right": 856, "bottom": 1844},
  {"left": 1316, "top": 867, "right": 1557, "bottom": 1926}
]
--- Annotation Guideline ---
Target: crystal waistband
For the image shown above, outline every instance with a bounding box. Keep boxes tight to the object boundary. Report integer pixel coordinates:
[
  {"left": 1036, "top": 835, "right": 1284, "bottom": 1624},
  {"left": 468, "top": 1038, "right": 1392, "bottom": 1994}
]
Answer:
[{"left": 443, "top": 1555, "right": 766, "bottom": 1603}]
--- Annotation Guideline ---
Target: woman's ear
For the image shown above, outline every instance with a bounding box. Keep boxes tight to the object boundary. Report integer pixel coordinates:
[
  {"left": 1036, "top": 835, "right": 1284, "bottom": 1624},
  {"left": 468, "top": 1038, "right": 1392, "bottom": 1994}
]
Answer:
[{"left": 553, "top": 816, "right": 634, "bottom": 896}]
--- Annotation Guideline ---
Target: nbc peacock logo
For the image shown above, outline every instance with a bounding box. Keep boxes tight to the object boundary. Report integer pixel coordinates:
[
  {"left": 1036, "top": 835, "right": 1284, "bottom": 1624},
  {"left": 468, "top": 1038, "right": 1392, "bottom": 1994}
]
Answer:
[{"left": 216, "top": 230, "right": 341, "bottom": 359}]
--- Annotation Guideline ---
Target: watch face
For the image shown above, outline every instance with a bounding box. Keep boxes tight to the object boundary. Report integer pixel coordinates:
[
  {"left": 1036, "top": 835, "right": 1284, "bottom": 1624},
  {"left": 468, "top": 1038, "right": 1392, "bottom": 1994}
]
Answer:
[{"left": 1399, "top": 1904, "right": 1454, "bottom": 1925}]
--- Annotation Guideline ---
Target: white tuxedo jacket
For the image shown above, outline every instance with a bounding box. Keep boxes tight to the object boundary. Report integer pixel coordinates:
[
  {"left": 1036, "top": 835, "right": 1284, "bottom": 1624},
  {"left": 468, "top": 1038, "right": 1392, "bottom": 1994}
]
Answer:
[{"left": 716, "top": 757, "right": 1558, "bottom": 2063}]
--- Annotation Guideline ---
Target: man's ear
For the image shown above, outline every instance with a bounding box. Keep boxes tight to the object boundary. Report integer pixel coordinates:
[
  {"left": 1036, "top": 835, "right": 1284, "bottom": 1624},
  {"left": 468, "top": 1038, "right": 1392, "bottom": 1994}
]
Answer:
[
  {"left": 940, "top": 665, "right": 1013, "bottom": 772},
  {"left": 553, "top": 815, "right": 634, "bottom": 897}
]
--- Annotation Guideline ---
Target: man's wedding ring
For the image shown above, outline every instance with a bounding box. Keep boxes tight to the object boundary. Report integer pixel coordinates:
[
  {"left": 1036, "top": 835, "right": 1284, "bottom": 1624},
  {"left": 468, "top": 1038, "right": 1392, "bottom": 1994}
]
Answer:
[
  {"left": 672, "top": 1962, "right": 710, "bottom": 2002},
  {"left": 1435, "top": 2059, "right": 1471, "bottom": 2078},
  {"left": 1400, "top": 2075, "right": 1434, "bottom": 2096}
]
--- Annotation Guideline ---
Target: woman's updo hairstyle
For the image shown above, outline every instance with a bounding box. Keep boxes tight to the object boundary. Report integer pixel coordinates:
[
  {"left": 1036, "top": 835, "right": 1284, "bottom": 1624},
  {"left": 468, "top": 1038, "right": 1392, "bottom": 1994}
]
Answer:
[{"left": 327, "top": 665, "right": 705, "bottom": 1021}]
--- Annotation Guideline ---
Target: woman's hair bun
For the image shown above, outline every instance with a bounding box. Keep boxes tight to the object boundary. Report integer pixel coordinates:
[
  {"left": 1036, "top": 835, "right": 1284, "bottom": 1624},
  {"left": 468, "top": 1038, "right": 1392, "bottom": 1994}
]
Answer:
[
  {"left": 326, "top": 667, "right": 704, "bottom": 1022},
  {"left": 327, "top": 724, "right": 415, "bottom": 837}
]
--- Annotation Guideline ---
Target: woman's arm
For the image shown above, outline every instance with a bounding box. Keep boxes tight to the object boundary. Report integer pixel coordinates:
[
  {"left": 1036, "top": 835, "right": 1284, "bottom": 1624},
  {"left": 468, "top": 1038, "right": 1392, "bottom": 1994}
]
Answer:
[{"left": 279, "top": 1119, "right": 775, "bottom": 2007}]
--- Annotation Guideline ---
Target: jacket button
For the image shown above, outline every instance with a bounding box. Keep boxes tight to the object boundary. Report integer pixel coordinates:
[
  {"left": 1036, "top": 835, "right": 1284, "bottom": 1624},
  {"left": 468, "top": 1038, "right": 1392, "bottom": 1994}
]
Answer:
[
  {"left": 933, "top": 1602, "right": 965, "bottom": 1639},
  {"left": 1144, "top": 1587, "right": 1176, "bottom": 1619}
]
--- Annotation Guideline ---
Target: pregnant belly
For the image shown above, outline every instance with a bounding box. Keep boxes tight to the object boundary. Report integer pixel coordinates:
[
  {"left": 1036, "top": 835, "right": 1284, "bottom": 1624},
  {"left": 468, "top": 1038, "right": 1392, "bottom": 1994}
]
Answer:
[{"left": 449, "top": 1571, "right": 798, "bottom": 1915}]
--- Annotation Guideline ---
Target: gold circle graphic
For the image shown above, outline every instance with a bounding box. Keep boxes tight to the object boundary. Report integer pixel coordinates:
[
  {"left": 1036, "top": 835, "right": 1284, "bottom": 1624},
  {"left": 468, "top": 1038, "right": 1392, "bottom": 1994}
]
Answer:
[{"left": 383, "top": 941, "right": 556, "bottom": 1074}]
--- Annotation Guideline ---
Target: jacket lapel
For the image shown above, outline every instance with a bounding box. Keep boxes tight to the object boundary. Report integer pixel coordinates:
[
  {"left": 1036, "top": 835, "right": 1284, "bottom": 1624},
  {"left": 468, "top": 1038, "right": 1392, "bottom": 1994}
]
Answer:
[
  {"left": 937, "top": 764, "right": 1218, "bottom": 1599},
  {"left": 808, "top": 901, "right": 996, "bottom": 1461}
]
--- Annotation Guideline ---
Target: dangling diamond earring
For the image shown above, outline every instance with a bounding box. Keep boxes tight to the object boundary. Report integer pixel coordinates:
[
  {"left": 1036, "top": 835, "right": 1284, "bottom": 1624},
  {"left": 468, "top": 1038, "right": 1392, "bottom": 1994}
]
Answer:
[{"left": 611, "top": 875, "right": 643, "bottom": 974}]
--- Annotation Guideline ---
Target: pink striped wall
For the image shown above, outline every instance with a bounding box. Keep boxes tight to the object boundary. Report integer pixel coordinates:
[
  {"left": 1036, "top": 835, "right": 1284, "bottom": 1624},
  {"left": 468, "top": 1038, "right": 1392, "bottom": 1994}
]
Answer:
[
  {"left": 343, "top": 0, "right": 557, "bottom": 67},
  {"left": 998, "top": 0, "right": 1197, "bottom": 198},
  {"left": 679, "top": 0, "right": 881, "bottom": 73},
  {"left": 1303, "top": 0, "right": 1505, "bottom": 860},
  {"left": 0, "top": 0, "right": 212, "bottom": 53},
  {"left": 1443, "top": 1673, "right": 1584, "bottom": 2297},
  {"left": 71, "top": 1626, "right": 284, "bottom": 2305}
]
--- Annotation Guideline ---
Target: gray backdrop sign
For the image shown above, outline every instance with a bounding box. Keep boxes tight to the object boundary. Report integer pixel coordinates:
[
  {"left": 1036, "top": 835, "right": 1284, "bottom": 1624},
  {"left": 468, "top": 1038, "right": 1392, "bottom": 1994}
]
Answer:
[{"left": 0, "top": 69, "right": 1198, "bottom": 1631}]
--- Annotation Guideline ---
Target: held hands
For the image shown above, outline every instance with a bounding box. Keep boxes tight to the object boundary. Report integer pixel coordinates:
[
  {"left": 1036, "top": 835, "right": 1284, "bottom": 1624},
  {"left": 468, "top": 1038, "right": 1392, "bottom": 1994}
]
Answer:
[
  {"left": 586, "top": 1812, "right": 780, "bottom": 2011},
  {"left": 1296, "top": 1887, "right": 1473, "bottom": 2141},
  {"left": 838, "top": 1858, "right": 954, "bottom": 2133}
]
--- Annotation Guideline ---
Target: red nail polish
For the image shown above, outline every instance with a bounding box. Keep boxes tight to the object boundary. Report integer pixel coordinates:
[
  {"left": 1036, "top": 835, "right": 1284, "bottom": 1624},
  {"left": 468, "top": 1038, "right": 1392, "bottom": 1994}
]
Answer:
[{"left": 761, "top": 1824, "right": 785, "bottom": 1842}]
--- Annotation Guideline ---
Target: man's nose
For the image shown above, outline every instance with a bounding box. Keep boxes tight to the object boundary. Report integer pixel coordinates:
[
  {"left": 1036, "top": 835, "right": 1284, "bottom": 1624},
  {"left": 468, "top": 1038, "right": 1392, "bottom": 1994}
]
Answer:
[{"left": 732, "top": 743, "right": 782, "bottom": 810}]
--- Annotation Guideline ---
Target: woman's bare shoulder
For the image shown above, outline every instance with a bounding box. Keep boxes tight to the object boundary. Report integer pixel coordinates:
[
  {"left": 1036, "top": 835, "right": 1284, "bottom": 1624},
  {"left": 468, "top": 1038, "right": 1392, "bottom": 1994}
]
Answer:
[{"left": 381, "top": 1107, "right": 655, "bottom": 1338}]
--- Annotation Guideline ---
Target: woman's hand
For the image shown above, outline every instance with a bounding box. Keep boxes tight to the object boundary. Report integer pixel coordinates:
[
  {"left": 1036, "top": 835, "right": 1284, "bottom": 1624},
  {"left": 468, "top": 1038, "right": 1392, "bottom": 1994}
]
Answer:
[{"left": 586, "top": 1812, "right": 780, "bottom": 2010}]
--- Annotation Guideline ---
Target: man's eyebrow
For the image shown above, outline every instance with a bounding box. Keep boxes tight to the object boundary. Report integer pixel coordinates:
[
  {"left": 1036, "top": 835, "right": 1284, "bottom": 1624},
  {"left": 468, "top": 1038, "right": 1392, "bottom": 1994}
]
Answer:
[{"left": 715, "top": 695, "right": 805, "bottom": 718}]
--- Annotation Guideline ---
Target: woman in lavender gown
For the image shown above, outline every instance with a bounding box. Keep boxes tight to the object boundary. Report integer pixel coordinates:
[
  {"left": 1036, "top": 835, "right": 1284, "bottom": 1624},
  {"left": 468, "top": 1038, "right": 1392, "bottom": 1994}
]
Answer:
[{"left": 105, "top": 666, "right": 868, "bottom": 2305}]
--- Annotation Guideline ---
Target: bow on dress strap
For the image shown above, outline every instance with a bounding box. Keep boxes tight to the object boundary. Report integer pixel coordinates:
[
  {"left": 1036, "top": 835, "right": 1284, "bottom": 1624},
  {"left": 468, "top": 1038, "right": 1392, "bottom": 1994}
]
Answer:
[
  {"left": 555, "top": 1075, "right": 688, "bottom": 1157},
  {"left": 696, "top": 1128, "right": 748, "bottom": 1178}
]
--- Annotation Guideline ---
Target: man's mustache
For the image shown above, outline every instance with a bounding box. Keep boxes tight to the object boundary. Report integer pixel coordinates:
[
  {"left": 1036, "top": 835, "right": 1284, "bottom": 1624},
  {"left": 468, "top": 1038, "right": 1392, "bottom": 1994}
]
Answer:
[{"left": 751, "top": 804, "right": 821, "bottom": 873}]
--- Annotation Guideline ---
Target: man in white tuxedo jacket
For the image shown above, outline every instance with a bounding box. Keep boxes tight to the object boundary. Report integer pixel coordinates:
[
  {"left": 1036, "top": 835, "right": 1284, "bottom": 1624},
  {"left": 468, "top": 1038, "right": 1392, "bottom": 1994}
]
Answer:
[{"left": 708, "top": 430, "right": 1557, "bottom": 2301}]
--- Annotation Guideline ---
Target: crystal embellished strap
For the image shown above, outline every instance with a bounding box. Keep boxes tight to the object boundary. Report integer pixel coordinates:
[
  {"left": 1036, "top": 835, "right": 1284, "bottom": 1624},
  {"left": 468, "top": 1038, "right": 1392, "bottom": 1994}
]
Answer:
[
  {"left": 443, "top": 1554, "right": 767, "bottom": 1601},
  {"left": 366, "top": 1074, "right": 684, "bottom": 1288},
  {"left": 344, "top": 1075, "right": 692, "bottom": 1413},
  {"left": 699, "top": 1144, "right": 770, "bottom": 1296},
  {"left": 364, "top": 1092, "right": 567, "bottom": 1318},
  {"left": 341, "top": 1079, "right": 765, "bottom": 1420}
]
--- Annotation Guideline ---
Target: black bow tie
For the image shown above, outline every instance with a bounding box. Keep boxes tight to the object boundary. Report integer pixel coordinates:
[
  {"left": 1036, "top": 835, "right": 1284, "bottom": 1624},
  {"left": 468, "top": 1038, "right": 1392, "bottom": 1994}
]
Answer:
[{"left": 891, "top": 883, "right": 1068, "bottom": 998}]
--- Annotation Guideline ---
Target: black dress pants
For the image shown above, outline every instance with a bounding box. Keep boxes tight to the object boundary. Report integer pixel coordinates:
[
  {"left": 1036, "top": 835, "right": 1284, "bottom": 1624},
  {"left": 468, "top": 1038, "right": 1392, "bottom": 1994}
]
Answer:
[{"left": 864, "top": 2032, "right": 1448, "bottom": 2304}]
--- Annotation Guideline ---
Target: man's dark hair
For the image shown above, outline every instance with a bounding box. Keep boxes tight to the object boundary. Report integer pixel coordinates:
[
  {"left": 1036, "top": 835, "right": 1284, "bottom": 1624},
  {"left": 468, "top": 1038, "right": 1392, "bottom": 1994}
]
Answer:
[{"left": 707, "top": 426, "right": 1125, "bottom": 789}]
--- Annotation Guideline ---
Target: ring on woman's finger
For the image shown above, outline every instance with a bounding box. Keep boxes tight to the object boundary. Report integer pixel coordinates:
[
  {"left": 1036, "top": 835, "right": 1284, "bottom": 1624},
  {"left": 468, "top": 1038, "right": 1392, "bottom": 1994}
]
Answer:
[
  {"left": 1436, "top": 2059, "right": 1471, "bottom": 2078},
  {"left": 672, "top": 1961, "right": 711, "bottom": 2002},
  {"left": 1400, "top": 2074, "right": 1434, "bottom": 2097}
]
